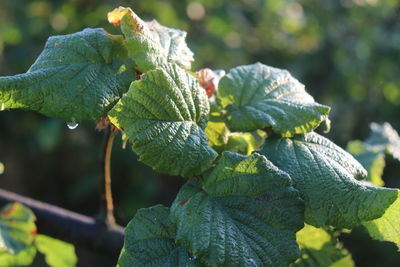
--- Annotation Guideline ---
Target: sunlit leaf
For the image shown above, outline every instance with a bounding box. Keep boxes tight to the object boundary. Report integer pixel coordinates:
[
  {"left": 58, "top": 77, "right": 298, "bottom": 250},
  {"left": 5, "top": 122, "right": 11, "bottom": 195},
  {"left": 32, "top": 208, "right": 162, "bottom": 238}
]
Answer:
[
  {"left": 0, "top": 203, "right": 36, "bottom": 254},
  {"left": 0, "top": 28, "right": 135, "bottom": 122},
  {"left": 217, "top": 63, "right": 330, "bottom": 136},
  {"left": 170, "top": 152, "right": 304, "bottom": 266},
  {"left": 35, "top": 234, "right": 77, "bottom": 267},
  {"left": 108, "top": 7, "right": 193, "bottom": 72},
  {"left": 108, "top": 64, "right": 217, "bottom": 177}
]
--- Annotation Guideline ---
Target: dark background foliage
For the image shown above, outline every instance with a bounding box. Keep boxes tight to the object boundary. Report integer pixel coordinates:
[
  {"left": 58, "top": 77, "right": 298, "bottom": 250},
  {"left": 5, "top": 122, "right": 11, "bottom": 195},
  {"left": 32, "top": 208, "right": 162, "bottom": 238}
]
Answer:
[{"left": 0, "top": 0, "right": 399, "bottom": 266}]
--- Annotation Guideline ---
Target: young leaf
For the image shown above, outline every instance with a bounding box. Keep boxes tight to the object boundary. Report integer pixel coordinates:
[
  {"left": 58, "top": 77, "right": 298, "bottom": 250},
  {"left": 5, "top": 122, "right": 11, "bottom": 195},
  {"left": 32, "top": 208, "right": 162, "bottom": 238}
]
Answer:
[
  {"left": 294, "top": 224, "right": 354, "bottom": 267},
  {"left": 170, "top": 152, "right": 304, "bottom": 267},
  {"left": 0, "top": 28, "right": 135, "bottom": 122},
  {"left": 118, "top": 205, "right": 198, "bottom": 267},
  {"left": 108, "top": 64, "right": 217, "bottom": 177},
  {"left": 204, "top": 107, "right": 230, "bottom": 152},
  {"left": 217, "top": 63, "right": 330, "bottom": 137},
  {"left": 0, "top": 203, "right": 36, "bottom": 254},
  {"left": 108, "top": 7, "right": 194, "bottom": 72},
  {"left": 362, "top": 190, "right": 400, "bottom": 249},
  {"left": 0, "top": 246, "right": 37, "bottom": 266},
  {"left": 258, "top": 133, "right": 398, "bottom": 228},
  {"left": 225, "top": 130, "right": 266, "bottom": 156},
  {"left": 34, "top": 234, "right": 77, "bottom": 267}
]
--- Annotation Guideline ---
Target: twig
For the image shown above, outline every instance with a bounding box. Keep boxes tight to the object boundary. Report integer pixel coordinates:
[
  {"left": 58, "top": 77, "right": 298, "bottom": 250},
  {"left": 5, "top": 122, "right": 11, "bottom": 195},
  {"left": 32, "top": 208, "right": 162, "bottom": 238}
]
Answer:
[
  {"left": 0, "top": 188, "right": 124, "bottom": 255},
  {"left": 101, "top": 124, "right": 117, "bottom": 226}
]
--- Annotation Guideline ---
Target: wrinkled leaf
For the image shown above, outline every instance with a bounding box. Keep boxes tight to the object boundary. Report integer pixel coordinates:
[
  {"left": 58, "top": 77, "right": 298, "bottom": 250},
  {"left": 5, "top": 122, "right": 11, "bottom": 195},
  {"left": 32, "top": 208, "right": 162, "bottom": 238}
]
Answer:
[
  {"left": 0, "top": 246, "right": 36, "bottom": 266},
  {"left": 170, "top": 152, "right": 304, "bottom": 266},
  {"left": 0, "top": 28, "right": 135, "bottom": 122},
  {"left": 108, "top": 64, "right": 217, "bottom": 177},
  {"left": 35, "top": 234, "right": 77, "bottom": 267},
  {"left": 0, "top": 203, "right": 36, "bottom": 254},
  {"left": 108, "top": 7, "right": 193, "bottom": 72},
  {"left": 258, "top": 133, "right": 397, "bottom": 228},
  {"left": 217, "top": 63, "right": 330, "bottom": 136},
  {"left": 362, "top": 190, "right": 400, "bottom": 249},
  {"left": 118, "top": 205, "right": 198, "bottom": 267},
  {"left": 294, "top": 224, "right": 354, "bottom": 267}
]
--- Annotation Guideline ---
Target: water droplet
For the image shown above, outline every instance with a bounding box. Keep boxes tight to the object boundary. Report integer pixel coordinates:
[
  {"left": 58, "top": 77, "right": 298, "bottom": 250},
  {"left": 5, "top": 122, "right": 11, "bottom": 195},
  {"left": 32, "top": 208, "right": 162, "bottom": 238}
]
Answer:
[
  {"left": 67, "top": 118, "right": 79, "bottom": 130},
  {"left": 189, "top": 255, "right": 197, "bottom": 261}
]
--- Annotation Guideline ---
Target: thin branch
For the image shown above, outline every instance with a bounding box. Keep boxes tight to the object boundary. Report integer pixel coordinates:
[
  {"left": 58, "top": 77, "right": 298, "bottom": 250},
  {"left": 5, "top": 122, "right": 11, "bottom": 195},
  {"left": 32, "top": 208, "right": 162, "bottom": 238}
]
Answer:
[
  {"left": 101, "top": 124, "right": 117, "bottom": 226},
  {"left": 0, "top": 188, "right": 124, "bottom": 255}
]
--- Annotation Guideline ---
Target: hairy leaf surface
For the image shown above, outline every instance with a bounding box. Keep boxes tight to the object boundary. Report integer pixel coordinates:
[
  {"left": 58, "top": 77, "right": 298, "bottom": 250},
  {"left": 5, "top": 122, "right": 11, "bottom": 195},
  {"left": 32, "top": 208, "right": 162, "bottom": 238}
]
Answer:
[
  {"left": 35, "top": 234, "right": 77, "bottom": 267},
  {"left": 0, "top": 28, "right": 135, "bottom": 122},
  {"left": 108, "top": 7, "right": 194, "bottom": 72},
  {"left": 294, "top": 224, "right": 354, "bottom": 267},
  {"left": 258, "top": 133, "right": 397, "bottom": 228},
  {"left": 170, "top": 152, "right": 304, "bottom": 267},
  {"left": 217, "top": 63, "right": 330, "bottom": 136},
  {"left": 0, "top": 203, "right": 36, "bottom": 254},
  {"left": 118, "top": 205, "right": 198, "bottom": 267},
  {"left": 108, "top": 64, "right": 217, "bottom": 177}
]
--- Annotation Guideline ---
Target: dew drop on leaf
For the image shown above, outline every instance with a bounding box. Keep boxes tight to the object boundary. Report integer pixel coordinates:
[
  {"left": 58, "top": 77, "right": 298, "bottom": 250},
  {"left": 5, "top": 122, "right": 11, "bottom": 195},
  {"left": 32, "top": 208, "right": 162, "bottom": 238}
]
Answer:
[{"left": 67, "top": 118, "right": 79, "bottom": 130}]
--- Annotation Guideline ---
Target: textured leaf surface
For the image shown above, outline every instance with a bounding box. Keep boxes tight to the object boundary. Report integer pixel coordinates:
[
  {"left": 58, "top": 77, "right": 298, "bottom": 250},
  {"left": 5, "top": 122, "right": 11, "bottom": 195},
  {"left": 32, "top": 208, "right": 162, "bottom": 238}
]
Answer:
[
  {"left": 170, "top": 152, "right": 304, "bottom": 267},
  {"left": 108, "top": 7, "right": 193, "bottom": 72},
  {"left": 294, "top": 224, "right": 354, "bottom": 267},
  {"left": 108, "top": 64, "right": 217, "bottom": 177},
  {"left": 118, "top": 205, "right": 198, "bottom": 267},
  {"left": 0, "top": 28, "right": 135, "bottom": 122},
  {"left": 0, "top": 203, "right": 36, "bottom": 254},
  {"left": 363, "top": 190, "right": 400, "bottom": 249},
  {"left": 217, "top": 63, "right": 330, "bottom": 136},
  {"left": 0, "top": 246, "right": 36, "bottom": 266},
  {"left": 258, "top": 133, "right": 398, "bottom": 228},
  {"left": 35, "top": 234, "right": 77, "bottom": 267}
]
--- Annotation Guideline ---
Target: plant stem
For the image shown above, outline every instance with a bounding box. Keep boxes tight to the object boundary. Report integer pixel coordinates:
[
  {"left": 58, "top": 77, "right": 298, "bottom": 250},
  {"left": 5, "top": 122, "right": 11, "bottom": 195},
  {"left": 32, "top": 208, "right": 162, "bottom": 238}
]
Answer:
[{"left": 102, "top": 124, "right": 117, "bottom": 226}]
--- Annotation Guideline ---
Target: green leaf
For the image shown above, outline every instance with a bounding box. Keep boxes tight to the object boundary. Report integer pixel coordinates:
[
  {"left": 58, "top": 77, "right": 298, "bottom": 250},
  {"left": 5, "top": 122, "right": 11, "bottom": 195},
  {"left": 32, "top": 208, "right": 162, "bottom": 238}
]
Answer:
[
  {"left": 0, "top": 203, "right": 36, "bottom": 254},
  {"left": 217, "top": 63, "right": 330, "bottom": 136},
  {"left": 225, "top": 130, "right": 266, "bottom": 156},
  {"left": 364, "top": 122, "right": 400, "bottom": 161},
  {"left": 347, "top": 140, "right": 385, "bottom": 186},
  {"left": 0, "top": 246, "right": 36, "bottom": 267},
  {"left": 170, "top": 152, "right": 304, "bottom": 266},
  {"left": 205, "top": 107, "right": 230, "bottom": 152},
  {"left": 118, "top": 205, "right": 199, "bottom": 267},
  {"left": 108, "top": 7, "right": 194, "bottom": 72},
  {"left": 34, "top": 234, "right": 77, "bottom": 267},
  {"left": 108, "top": 64, "right": 217, "bottom": 177},
  {"left": 0, "top": 28, "right": 135, "bottom": 122},
  {"left": 258, "top": 132, "right": 398, "bottom": 228},
  {"left": 294, "top": 224, "right": 354, "bottom": 267},
  {"left": 362, "top": 190, "right": 400, "bottom": 249}
]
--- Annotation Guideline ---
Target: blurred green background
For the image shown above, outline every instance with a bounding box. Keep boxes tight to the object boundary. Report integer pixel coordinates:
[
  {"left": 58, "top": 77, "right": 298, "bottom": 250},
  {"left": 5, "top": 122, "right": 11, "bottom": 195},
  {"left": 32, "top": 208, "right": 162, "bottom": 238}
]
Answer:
[{"left": 0, "top": 0, "right": 399, "bottom": 266}]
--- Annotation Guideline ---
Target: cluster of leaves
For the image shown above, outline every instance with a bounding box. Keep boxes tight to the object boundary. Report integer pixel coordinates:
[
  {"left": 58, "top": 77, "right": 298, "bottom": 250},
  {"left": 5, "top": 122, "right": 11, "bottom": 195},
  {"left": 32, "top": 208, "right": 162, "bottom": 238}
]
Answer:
[
  {"left": 0, "top": 202, "right": 76, "bottom": 267},
  {"left": 0, "top": 6, "right": 399, "bottom": 266}
]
